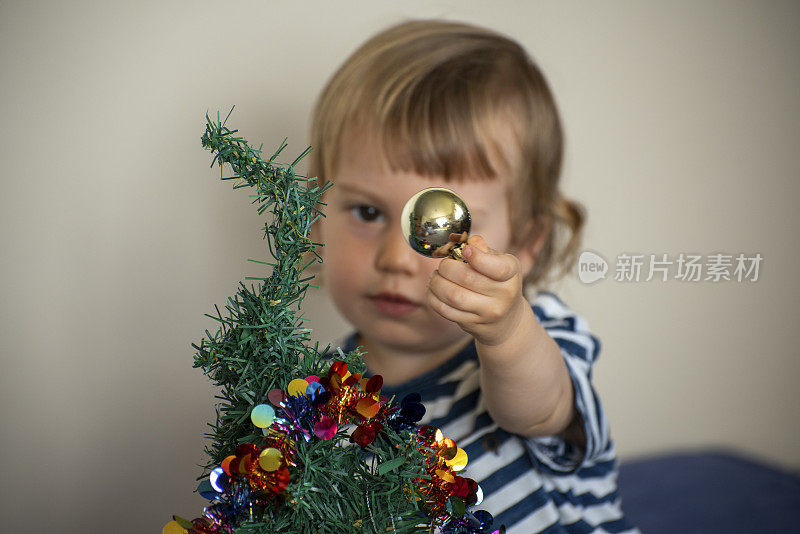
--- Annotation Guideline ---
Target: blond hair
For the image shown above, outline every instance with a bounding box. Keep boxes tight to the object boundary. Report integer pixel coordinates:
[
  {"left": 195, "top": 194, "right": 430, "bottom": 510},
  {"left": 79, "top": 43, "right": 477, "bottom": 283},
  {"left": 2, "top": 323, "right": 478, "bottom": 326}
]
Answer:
[{"left": 308, "top": 19, "right": 586, "bottom": 289}]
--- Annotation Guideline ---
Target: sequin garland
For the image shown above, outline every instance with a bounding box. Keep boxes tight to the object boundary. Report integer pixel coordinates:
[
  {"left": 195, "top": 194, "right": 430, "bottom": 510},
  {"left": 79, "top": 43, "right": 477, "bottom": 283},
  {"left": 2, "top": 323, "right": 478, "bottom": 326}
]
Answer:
[{"left": 165, "top": 360, "right": 504, "bottom": 534}]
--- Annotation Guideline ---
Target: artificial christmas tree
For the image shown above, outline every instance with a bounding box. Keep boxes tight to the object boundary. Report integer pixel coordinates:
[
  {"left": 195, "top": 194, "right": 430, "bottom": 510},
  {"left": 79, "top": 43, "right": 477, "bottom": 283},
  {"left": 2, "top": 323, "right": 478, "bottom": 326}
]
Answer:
[{"left": 164, "top": 109, "right": 501, "bottom": 534}]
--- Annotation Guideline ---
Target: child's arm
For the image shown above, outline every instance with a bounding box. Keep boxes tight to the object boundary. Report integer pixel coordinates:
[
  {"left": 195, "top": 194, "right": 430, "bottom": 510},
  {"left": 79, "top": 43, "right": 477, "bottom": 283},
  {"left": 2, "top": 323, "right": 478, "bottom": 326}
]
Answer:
[{"left": 426, "top": 236, "right": 582, "bottom": 442}]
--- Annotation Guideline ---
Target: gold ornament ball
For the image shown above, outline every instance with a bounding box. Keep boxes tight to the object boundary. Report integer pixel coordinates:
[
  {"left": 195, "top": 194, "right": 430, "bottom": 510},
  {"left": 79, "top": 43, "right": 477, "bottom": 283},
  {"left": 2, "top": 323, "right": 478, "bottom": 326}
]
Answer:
[{"left": 400, "top": 187, "right": 471, "bottom": 261}]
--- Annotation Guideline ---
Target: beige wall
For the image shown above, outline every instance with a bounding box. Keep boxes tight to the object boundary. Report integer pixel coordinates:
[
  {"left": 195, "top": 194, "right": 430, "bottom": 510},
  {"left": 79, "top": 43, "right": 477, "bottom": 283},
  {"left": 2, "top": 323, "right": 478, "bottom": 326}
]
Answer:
[{"left": 1, "top": 1, "right": 798, "bottom": 532}]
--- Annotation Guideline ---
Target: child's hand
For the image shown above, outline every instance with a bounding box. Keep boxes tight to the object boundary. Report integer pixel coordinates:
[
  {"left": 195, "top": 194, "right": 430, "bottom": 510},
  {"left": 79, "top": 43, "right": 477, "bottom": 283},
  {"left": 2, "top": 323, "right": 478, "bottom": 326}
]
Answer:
[{"left": 426, "top": 235, "right": 529, "bottom": 347}]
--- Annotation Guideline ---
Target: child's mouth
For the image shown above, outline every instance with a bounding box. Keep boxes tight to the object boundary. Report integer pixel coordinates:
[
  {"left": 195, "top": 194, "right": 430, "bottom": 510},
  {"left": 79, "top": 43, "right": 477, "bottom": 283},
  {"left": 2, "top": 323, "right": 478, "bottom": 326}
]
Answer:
[{"left": 369, "top": 293, "right": 420, "bottom": 317}]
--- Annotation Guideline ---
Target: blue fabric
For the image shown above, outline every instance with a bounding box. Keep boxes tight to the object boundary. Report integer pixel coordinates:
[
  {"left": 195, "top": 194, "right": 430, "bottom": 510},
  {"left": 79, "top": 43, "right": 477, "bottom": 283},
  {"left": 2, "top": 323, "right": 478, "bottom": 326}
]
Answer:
[{"left": 618, "top": 450, "right": 800, "bottom": 533}]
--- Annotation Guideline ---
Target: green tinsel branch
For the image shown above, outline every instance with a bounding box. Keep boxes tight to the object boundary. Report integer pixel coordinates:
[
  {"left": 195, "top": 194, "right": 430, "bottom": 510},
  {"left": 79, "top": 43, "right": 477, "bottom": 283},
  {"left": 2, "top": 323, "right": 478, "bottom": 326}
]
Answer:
[
  {"left": 193, "top": 107, "right": 341, "bottom": 464},
  {"left": 187, "top": 109, "right": 431, "bottom": 533}
]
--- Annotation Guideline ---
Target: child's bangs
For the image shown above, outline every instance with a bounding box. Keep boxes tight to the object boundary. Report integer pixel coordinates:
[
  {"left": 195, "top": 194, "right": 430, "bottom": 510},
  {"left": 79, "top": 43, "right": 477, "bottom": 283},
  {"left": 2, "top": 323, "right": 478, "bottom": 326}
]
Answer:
[{"left": 363, "top": 79, "right": 520, "bottom": 184}]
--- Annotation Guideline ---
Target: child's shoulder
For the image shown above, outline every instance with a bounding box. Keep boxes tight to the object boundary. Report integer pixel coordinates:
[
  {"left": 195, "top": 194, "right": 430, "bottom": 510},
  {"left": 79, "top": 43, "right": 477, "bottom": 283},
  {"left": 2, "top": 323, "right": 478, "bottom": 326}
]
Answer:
[
  {"left": 531, "top": 289, "right": 602, "bottom": 363},
  {"left": 532, "top": 288, "right": 564, "bottom": 305},
  {"left": 322, "top": 332, "right": 360, "bottom": 364},
  {"left": 530, "top": 289, "right": 577, "bottom": 322}
]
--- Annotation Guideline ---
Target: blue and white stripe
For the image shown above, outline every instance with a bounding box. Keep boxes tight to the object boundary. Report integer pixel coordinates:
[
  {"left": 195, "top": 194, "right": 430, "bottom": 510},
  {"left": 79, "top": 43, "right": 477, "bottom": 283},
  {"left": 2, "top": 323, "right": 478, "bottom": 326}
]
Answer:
[{"left": 335, "top": 290, "right": 639, "bottom": 533}]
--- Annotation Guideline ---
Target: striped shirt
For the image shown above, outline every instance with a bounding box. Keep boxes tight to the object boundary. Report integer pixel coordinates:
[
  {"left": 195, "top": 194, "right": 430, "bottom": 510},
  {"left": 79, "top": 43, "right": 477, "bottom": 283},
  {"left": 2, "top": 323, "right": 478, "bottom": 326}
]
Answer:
[{"left": 335, "top": 290, "right": 639, "bottom": 533}]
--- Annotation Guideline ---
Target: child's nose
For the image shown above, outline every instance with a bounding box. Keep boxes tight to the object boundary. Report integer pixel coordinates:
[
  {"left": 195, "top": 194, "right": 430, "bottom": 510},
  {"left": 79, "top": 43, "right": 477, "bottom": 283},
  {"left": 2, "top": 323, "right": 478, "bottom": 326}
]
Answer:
[{"left": 375, "top": 224, "right": 418, "bottom": 275}]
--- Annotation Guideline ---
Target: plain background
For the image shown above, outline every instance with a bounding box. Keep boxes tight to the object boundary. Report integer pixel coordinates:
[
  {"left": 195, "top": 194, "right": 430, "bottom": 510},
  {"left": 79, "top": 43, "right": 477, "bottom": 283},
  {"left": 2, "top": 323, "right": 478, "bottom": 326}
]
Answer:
[{"left": 1, "top": 1, "right": 798, "bottom": 533}]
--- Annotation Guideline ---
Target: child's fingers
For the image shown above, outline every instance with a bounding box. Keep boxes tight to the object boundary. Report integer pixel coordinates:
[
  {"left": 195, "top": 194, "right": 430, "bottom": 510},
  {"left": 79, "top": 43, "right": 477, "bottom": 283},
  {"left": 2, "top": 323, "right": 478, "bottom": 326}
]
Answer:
[
  {"left": 436, "top": 257, "right": 497, "bottom": 297},
  {"left": 466, "top": 235, "right": 490, "bottom": 253},
  {"left": 462, "top": 242, "right": 519, "bottom": 282},
  {"left": 426, "top": 282, "right": 482, "bottom": 324},
  {"left": 428, "top": 269, "right": 492, "bottom": 315}
]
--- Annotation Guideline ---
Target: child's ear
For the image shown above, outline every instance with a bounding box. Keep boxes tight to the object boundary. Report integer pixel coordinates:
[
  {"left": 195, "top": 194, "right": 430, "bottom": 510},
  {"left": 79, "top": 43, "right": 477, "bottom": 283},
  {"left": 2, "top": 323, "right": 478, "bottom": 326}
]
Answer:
[{"left": 511, "top": 216, "right": 551, "bottom": 277}]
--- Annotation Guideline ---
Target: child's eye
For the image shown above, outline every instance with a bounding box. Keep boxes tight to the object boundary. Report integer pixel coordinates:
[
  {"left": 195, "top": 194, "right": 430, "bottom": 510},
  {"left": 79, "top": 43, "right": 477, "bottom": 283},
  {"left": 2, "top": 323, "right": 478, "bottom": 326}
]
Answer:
[{"left": 349, "top": 204, "right": 384, "bottom": 223}]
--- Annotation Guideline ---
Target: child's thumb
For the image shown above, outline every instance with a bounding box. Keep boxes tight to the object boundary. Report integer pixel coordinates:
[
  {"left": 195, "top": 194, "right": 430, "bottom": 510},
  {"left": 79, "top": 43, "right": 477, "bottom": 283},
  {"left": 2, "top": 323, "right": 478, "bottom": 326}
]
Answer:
[{"left": 467, "top": 235, "right": 491, "bottom": 253}]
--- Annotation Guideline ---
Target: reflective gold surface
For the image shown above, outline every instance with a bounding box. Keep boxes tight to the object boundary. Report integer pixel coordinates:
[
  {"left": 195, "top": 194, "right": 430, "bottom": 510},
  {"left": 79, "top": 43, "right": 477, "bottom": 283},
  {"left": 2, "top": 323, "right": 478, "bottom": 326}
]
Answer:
[{"left": 400, "top": 188, "right": 471, "bottom": 260}]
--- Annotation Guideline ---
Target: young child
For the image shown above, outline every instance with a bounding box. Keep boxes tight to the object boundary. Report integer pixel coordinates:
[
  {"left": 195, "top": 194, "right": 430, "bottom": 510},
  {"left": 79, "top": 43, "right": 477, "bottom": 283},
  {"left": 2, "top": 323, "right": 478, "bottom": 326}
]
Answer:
[{"left": 308, "top": 19, "right": 638, "bottom": 534}]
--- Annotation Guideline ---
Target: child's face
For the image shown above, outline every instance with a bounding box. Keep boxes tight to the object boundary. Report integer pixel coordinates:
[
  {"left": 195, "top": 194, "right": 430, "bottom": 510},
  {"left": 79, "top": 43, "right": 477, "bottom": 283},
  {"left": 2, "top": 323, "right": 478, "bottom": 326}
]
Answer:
[{"left": 318, "top": 133, "right": 519, "bottom": 359}]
